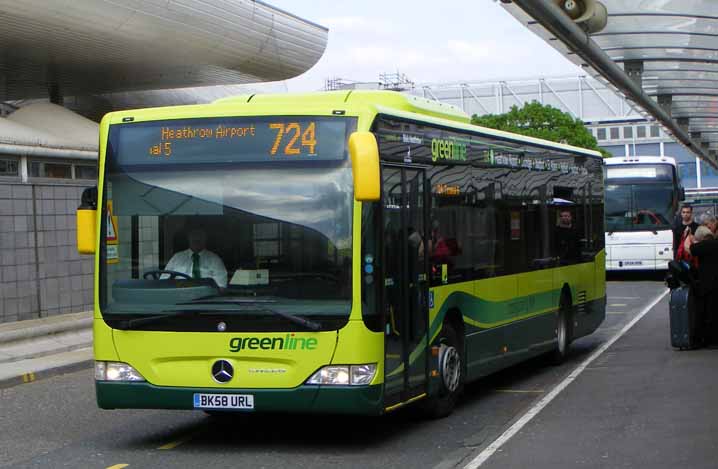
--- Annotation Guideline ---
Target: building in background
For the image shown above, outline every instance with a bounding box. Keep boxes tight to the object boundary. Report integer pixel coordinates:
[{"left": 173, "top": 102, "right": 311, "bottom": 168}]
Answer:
[
  {"left": 325, "top": 73, "right": 712, "bottom": 189},
  {"left": 0, "top": 0, "right": 328, "bottom": 323}
]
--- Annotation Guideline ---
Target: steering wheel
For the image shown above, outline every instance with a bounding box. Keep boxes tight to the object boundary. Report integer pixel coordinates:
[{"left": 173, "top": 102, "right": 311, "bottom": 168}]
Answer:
[{"left": 143, "top": 270, "right": 193, "bottom": 280}]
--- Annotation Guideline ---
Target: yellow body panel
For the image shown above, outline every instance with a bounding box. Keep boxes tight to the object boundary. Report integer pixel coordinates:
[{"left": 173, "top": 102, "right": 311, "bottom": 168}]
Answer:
[
  {"left": 111, "top": 329, "right": 337, "bottom": 388},
  {"left": 332, "top": 320, "right": 385, "bottom": 385}
]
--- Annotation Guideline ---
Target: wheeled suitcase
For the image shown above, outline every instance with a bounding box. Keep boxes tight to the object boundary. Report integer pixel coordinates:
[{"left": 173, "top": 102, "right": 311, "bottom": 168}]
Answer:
[{"left": 669, "top": 285, "right": 702, "bottom": 349}]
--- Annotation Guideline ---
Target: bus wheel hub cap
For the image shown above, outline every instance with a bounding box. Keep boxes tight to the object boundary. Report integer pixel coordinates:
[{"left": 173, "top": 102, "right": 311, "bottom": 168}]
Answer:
[{"left": 439, "top": 344, "right": 460, "bottom": 392}]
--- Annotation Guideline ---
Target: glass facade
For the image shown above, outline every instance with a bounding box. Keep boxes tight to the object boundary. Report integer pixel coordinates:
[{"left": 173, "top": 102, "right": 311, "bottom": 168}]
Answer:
[
  {"left": 30, "top": 162, "right": 72, "bottom": 179},
  {"left": 75, "top": 165, "right": 97, "bottom": 180},
  {"left": 0, "top": 157, "right": 18, "bottom": 177},
  {"left": 29, "top": 160, "right": 97, "bottom": 181},
  {"left": 700, "top": 162, "right": 718, "bottom": 188}
]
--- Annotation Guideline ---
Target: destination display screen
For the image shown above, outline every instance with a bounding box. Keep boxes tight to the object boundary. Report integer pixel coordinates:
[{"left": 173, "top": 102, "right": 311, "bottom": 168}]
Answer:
[
  {"left": 112, "top": 117, "right": 352, "bottom": 165},
  {"left": 606, "top": 164, "right": 674, "bottom": 181}
]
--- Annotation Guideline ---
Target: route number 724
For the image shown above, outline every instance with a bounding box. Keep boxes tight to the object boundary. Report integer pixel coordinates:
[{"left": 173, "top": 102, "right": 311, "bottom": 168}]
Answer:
[{"left": 268, "top": 122, "right": 317, "bottom": 156}]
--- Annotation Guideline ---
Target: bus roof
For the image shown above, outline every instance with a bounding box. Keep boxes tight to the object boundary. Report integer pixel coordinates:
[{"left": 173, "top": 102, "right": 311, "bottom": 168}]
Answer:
[
  {"left": 214, "top": 91, "right": 602, "bottom": 159},
  {"left": 104, "top": 90, "right": 602, "bottom": 159},
  {"left": 604, "top": 156, "right": 677, "bottom": 167},
  {"left": 213, "top": 90, "right": 472, "bottom": 124}
]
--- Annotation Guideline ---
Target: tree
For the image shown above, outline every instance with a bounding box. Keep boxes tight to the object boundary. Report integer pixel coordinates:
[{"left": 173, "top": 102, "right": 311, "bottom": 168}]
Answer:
[{"left": 471, "top": 101, "right": 609, "bottom": 157}]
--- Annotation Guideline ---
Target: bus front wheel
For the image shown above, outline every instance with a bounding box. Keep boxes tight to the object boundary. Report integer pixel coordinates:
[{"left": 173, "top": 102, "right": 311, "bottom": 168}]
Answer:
[{"left": 422, "top": 322, "right": 463, "bottom": 418}]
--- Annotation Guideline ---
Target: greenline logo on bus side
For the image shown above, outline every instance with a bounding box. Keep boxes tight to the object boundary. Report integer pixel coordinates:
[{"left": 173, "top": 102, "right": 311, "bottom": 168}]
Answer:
[
  {"left": 229, "top": 334, "right": 318, "bottom": 352},
  {"left": 431, "top": 138, "right": 467, "bottom": 162}
]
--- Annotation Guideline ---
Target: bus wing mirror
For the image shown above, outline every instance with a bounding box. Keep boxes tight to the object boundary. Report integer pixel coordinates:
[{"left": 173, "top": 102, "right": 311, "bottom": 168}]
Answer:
[
  {"left": 76, "top": 186, "right": 97, "bottom": 255},
  {"left": 348, "top": 131, "right": 380, "bottom": 202},
  {"left": 679, "top": 187, "right": 686, "bottom": 201}
]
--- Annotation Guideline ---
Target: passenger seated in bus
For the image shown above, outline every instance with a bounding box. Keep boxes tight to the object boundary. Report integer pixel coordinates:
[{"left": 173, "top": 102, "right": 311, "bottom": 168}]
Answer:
[
  {"left": 428, "top": 220, "right": 451, "bottom": 264},
  {"left": 406, "top": 227, "right": 426, "bottom": 338},
  {"left": 163, "top": 228, "right": 228, "bottom": 288},
  {"left": 554, "top": 208, "right": 580, "bottom": 263},
  {"left": 685, "top": 215, "right": 718, "bottom": 344},
  {"left": 407, "top": 226, "right": 424, "bottom": 260}
]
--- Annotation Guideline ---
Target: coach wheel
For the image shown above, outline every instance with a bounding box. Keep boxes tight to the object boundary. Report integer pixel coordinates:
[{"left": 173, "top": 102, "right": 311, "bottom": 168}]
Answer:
[{"left": 422, "top": 322, "right": 463, "bottom": 418}]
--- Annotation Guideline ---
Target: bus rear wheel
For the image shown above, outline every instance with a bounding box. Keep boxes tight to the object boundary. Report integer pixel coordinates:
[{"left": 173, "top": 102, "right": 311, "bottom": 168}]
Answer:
[
  {"left": 422, "top": 322, "right": 463, "bottom": 418},
  {"left": 549, "top": 294, "right": 572, "bottom": 365}
]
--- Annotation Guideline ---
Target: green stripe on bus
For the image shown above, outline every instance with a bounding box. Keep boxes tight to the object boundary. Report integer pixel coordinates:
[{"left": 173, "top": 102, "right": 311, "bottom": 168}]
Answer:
[{"left": 387, "top": 289, "right": 559, "bottom": 377}]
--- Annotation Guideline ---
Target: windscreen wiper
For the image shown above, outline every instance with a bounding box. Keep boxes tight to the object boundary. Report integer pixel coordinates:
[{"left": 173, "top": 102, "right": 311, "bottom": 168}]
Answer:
[
  {"left": 176, "top": 300, "right": 322, "bottom": 331},
  {"left": 114, "top": 309, "right": 205, "bottom": 329}
]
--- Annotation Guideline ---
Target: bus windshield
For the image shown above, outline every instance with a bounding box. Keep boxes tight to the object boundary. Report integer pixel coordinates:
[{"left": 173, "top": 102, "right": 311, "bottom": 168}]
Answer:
[
  {"left": 99, "top": 117, "right": 355, "bottom": 331},
  {"left": 605, "top": 183, "right": 674, "bottom": 232}
]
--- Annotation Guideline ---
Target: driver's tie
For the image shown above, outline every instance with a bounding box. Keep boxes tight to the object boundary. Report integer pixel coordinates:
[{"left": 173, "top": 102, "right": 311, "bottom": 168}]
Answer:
[{"left": 192, "top": 252, "right": 201, "bottom": 279}]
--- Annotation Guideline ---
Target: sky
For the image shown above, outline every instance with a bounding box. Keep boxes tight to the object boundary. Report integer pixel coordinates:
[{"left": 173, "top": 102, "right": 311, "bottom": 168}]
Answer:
[{"left": 267, "top": 0, "right": 583, "bottom": 92}]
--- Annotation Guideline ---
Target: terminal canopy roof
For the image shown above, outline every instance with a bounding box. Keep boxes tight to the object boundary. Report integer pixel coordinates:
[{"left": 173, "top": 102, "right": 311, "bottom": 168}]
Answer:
[
  {"left": 502, "top": 0, "right": 718, "bottom": 165},
  {"left": 0, "top": 0, "right": 327, "bottom": 101}
]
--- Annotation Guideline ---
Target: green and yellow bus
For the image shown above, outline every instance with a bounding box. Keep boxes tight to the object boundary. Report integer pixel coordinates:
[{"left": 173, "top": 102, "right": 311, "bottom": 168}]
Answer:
[{"left": 77, "top": 90, "right": 606, "bottom": 417}]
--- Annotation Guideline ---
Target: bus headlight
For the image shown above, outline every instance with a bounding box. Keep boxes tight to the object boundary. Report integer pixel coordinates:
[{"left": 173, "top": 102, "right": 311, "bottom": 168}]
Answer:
[
  {"left": 95, "top": 361, "right": 146, "bottom": 382},
  {"left": 306, "top": 364, "right": 377, "bottom": 386}
]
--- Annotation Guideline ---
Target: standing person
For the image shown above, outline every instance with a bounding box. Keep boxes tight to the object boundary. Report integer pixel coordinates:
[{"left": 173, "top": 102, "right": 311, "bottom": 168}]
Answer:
[
  {"left": 673, "top": 205, "right": 699, "bottom": 261},
  {"left": 685, "top": 214, "right": 718, "bottom": 345},
  {"left": 164, "top": 228, "right": 227, "bottom": 288},
  {"left": 701, "top": 212, "right": 718, "bottom": 235}
]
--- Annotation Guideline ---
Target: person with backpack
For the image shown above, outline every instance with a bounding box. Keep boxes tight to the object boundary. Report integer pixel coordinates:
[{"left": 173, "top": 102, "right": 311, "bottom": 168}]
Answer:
[{"left": 673, "top": 205, "right": 699, "bottom": 261}]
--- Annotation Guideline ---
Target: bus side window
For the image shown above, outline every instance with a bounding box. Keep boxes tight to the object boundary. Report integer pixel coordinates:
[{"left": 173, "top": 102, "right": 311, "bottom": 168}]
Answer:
[{"left": 427, "top": 165, "right": 476, "bottom": 285}]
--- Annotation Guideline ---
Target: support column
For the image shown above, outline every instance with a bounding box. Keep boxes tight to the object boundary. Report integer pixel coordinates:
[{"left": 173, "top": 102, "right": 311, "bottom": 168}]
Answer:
[
  {"left": 657, "top": 95, "right": 672, "bottom": 117},
  {"left": 677, "top": 117, "right": 689, "bottom": 134},
  {"left": 696, "top": 157, "right": 702, "bottom": 188},
  {"left": 20, "top": 156, "right": 29, "bottom": 183},
  {"left": 624, "top": 60, "right": 643, "bottom": 90},
  {"left": 48, "top": 79, "right": 63, "bottom": 105}
]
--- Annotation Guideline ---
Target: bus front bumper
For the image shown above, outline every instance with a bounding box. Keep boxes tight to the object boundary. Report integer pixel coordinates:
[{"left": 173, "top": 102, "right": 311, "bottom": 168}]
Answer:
[{"left": 96, "top": 381, "right": 384, "bottom": 415}]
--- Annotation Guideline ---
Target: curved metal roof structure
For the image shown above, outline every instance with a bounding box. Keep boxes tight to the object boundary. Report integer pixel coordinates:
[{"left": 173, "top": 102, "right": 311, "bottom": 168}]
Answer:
[
  {"left": 0, "top": 0, "right": 327, "bottom": 101},
  {"left": 501, "top": 0, "right": 718, "bottom": 167},
  {"left": 0, "top": 103, "right": 98, "bottom": 159}
]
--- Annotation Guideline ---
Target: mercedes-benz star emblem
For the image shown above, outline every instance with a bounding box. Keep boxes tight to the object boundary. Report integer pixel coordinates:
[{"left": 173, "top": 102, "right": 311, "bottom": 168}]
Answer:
[{"left": 211, "top": 360, "right": 234, "bottom": 384}]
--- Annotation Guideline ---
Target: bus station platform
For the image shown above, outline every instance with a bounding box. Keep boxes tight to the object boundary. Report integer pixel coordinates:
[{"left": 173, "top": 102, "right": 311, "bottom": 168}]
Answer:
[
  {"left": 0, "top": 311, "right": 92, "bottom": 389},
  {"left": 478, "top": 290, "right": 718, "bottom": 469}
]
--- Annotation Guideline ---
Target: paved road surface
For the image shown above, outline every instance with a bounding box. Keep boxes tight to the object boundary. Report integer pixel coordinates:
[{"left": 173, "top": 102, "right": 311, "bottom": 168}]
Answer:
[{"left": 0, "top": 280, "right": 671, "bottom": 469}]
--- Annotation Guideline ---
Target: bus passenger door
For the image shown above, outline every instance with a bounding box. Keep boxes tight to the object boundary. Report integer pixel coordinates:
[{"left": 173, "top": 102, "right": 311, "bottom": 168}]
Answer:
[{"left": 382, "top": 165, "right": 429, "bottom": 408}]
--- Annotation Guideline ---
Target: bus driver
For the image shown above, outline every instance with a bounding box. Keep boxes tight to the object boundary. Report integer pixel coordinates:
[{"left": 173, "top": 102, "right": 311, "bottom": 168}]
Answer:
[{"left": 164, "top": 228, "right": 228, "bottom": 288}]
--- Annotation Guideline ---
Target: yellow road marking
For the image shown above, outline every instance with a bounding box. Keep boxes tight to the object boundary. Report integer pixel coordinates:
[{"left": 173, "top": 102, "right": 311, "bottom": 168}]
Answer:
[
  {"left": 494, "top": 389, "right": 544, "bottom": 394},
  {"left": 607, "top": 311, "right": 625, "bottom": 315},
  {"left": 158, "top": 431, "right": 200, "bottom": 450},
  {"left": 609, "top": 303, "right": 627, "bottom": 307},
  {"left": 384, "top": 393, "right": 427, "bottom": 412},
  {"left": 106, "top": 465, "right": 129, "bottom": 469}
]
